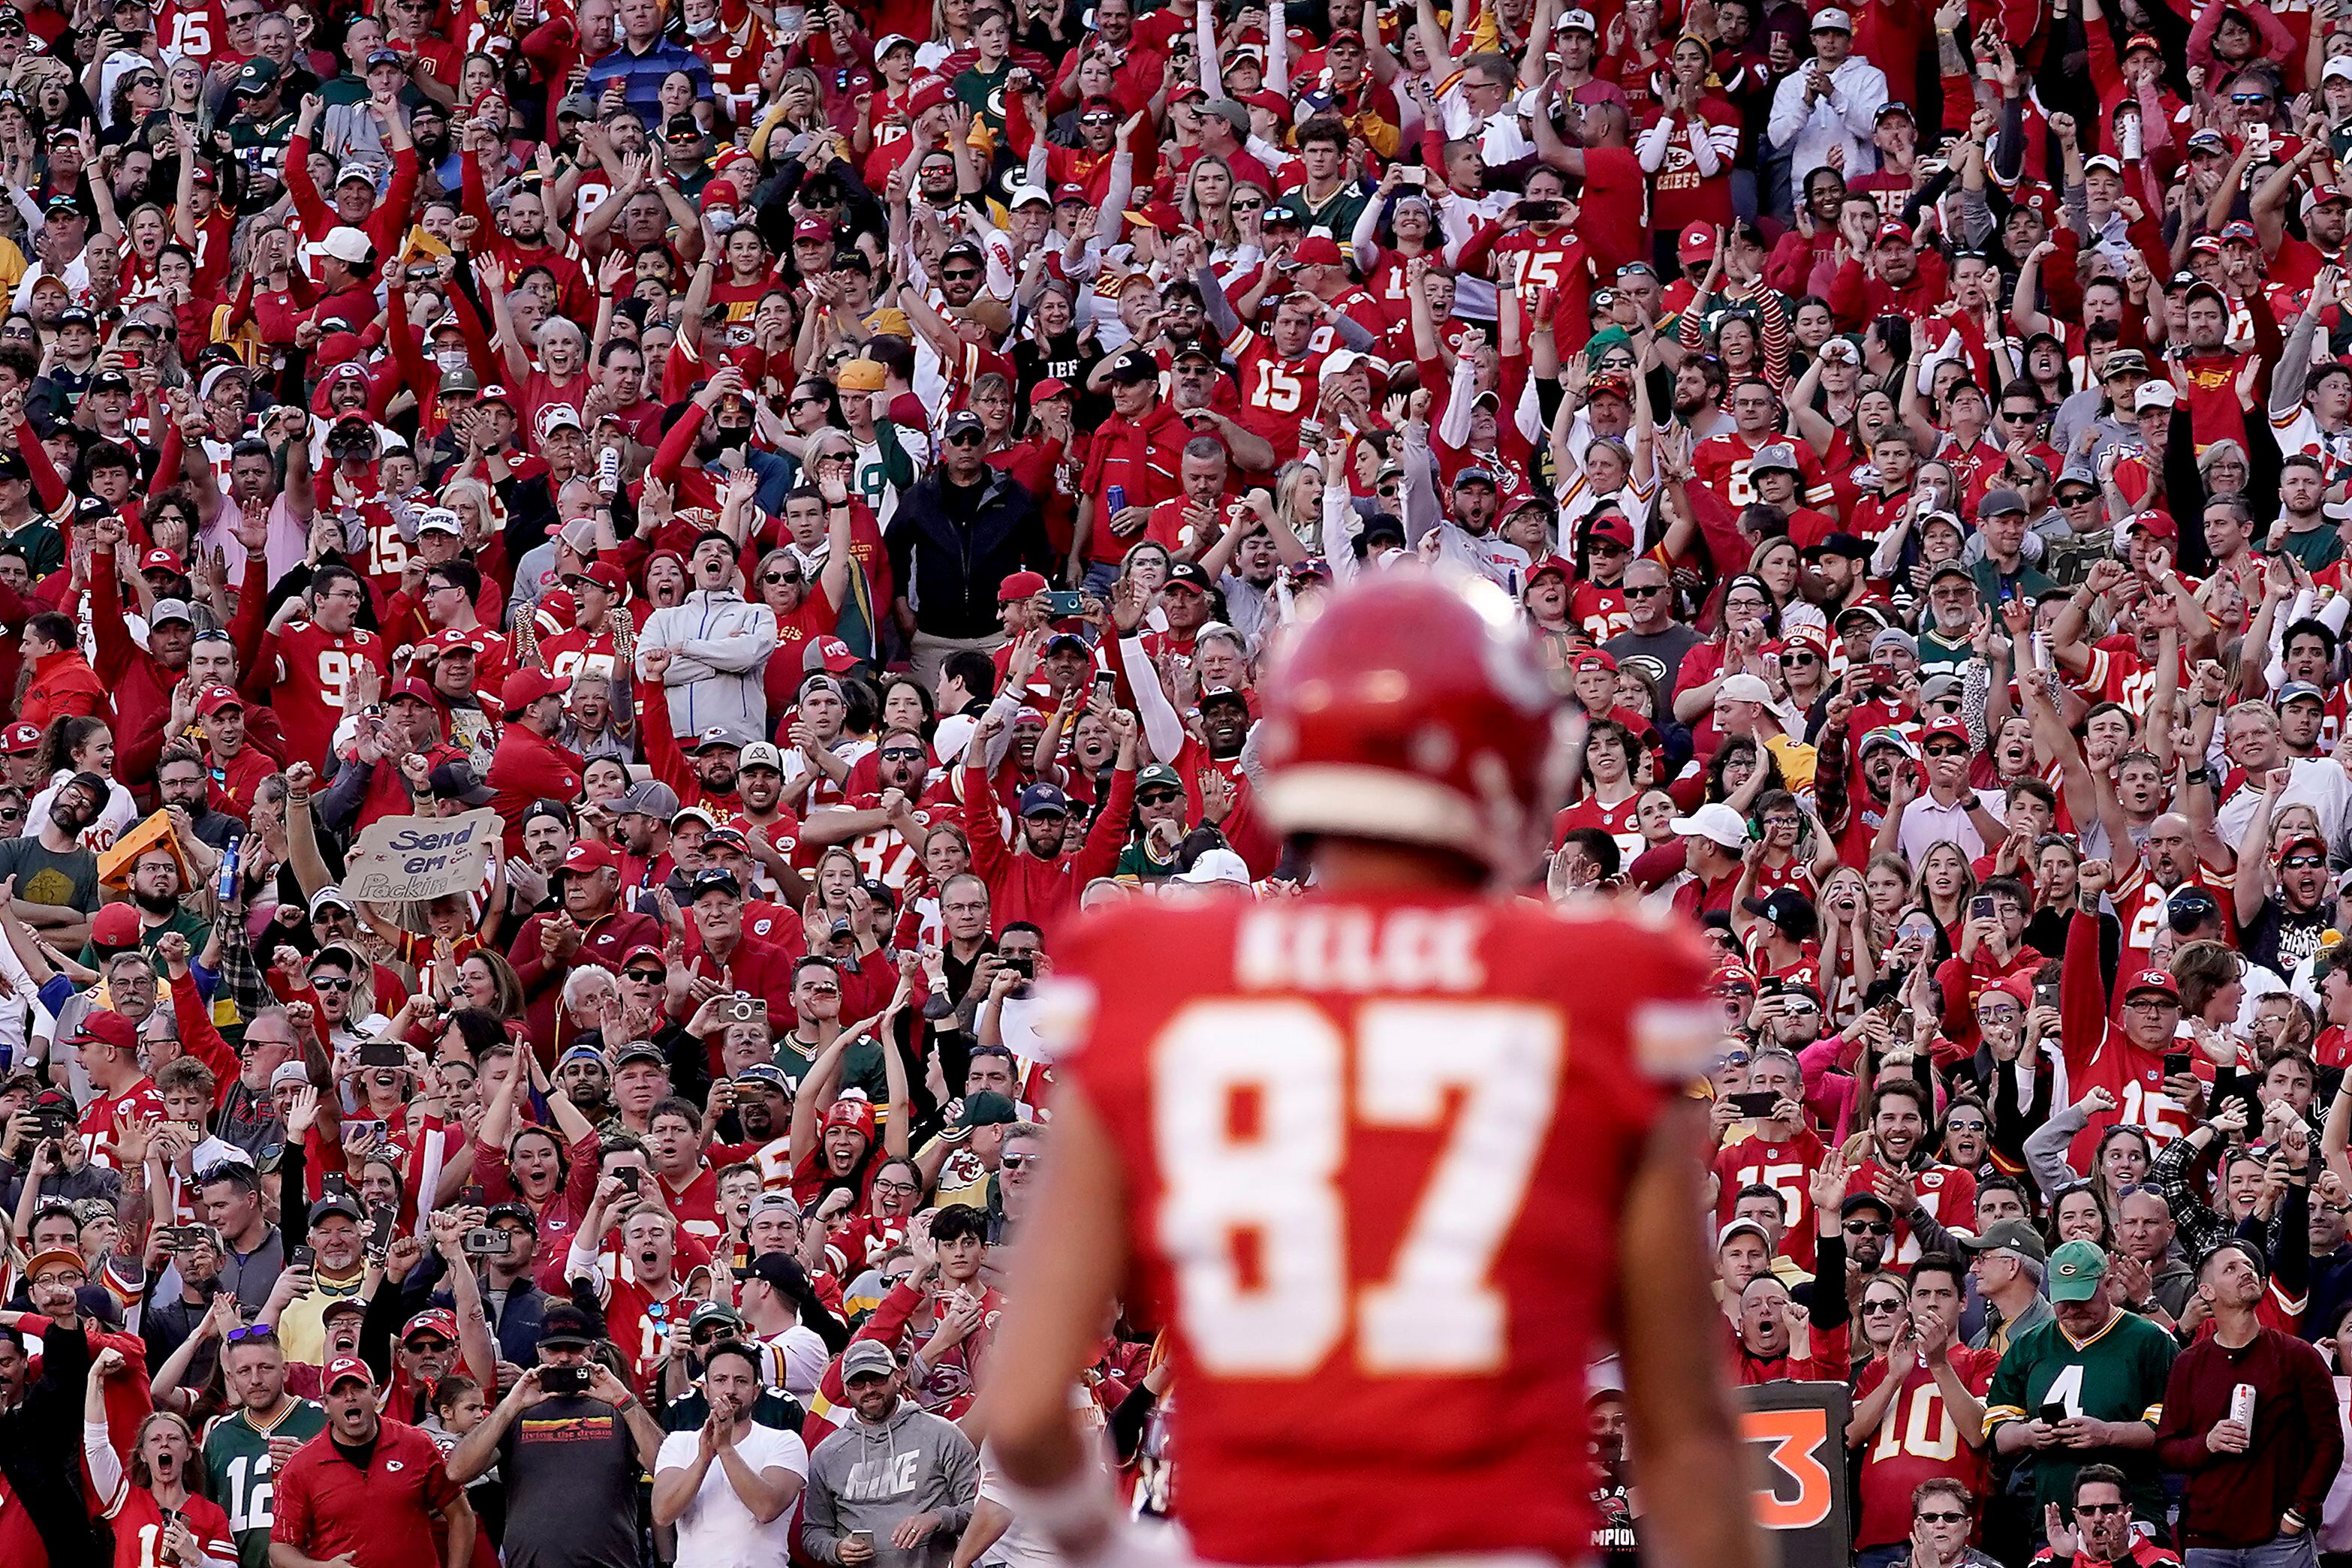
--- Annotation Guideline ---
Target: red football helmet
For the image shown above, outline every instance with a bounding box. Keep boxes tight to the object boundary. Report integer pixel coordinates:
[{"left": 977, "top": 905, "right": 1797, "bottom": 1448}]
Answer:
[{"left": 1257, "top": 569, "right": 1569, "bottom": 871}]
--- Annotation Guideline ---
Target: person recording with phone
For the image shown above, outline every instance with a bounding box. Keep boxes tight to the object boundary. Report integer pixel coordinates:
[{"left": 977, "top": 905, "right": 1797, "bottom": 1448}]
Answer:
[{"left": 446, "top": 1302, "right": 663, "bottom": 1568}]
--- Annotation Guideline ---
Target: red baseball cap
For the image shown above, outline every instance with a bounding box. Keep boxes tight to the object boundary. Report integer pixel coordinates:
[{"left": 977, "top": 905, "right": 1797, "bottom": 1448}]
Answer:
[
  {"left": 387, "top": 677, "right": 438, "bottom": 706},
  {"left": 1125, "top": 198, "right": 1186, "bottom": 232},
  {"left": 1030, "top": 377, "right": 1072, "bottom": 405},
  {"left": 1571, "top": 648, "right": 1619, "bottom": 673},
  {"left": 91, "top": 902, "right": 142, "bottom": 950},
  {"left": 794, "top": 215, "right": 831, "bottom": 242},
  {"left": 1677, "top": 223, "right": 1713, "bottom": 263},
  {"left": 324, "top": 1356, "right": 375, "bottom": 1389},
  {"left": 196, "top": 683, "right": 243, "bottom": 717},
  {"left": 566, "top": 560, "right": 628, "bottom": 595},
  {"left": 1053, "top": 181, "right": 1090, "bottom": 206},
  {"left": 2125, "top": 967, "right": 2181, "bottom": 1002},
  {"left": 2, "top": 720, "right": 41, "bottom": 754},
  {"left": 402, "top": 1308, "right": 459, "bottom": 1344},
  {"left": 559, "top": 840, "right": 619, "bottom": 877},
  {"left": 1920, "top": 715, "right": 1971, "bottom": 749},
  {"left": 1586, "top": 513, "right": 1635, "bottom": 548},
  {"left": 72, "top": 1010, "right": 138, "bottom": 1055},
  {"left": 1291, "top": 236, "right": 1346, "bottom": 267},
  {"left": 1874, "top": 220, "right": 1914, "bottom": 246},
  {"left": 2125, "top": 510, "right": 2179, "bottom": 540},
  {"left": 140, "top": 546, "right": 185, "bottom": 574},
  {"left": 1525, "top": 553, "right": 1573, "bottom": 585},
  {"left": 501, "top": 668, "right": 572, "bottom": 715},
  {"left": 812, "top": 636, "right": 860, "bottom": 673},
  {"left": 1712, "top": 963, "right": 1759, "bottom": 996},
  {"left": 997, "top": 569, "right": 1050, "bottom": 602}
]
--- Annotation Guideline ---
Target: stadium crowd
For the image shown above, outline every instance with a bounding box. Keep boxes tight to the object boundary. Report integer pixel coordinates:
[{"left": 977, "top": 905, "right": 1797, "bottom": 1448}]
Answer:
[{"left": 11, "top": 0, "right": 2352, "bottom": 1560}]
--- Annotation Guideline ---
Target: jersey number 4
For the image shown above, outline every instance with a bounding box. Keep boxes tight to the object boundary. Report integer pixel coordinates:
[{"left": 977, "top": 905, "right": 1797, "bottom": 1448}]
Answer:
[{"left": 1152, "top": 1000, "right": 1561, "bottom": 1378}]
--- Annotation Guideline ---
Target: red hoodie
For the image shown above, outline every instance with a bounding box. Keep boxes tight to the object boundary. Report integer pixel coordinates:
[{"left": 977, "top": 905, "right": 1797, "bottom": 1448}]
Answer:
[{"left": 961, "top": 756, "right": 1135, "bottom": 931}]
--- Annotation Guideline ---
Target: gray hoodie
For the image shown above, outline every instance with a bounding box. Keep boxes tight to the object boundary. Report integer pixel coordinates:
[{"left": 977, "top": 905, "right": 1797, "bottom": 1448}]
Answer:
[{"left": 800, "top": 1397, "right": 980, "bottom": 1568}]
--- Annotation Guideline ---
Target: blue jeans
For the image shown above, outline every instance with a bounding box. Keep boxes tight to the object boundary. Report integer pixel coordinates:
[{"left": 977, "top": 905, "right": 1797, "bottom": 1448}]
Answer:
[
  {"left": 2189, "top": 1531, "right": 2323, "bottom": 1568},
  {"left": 1858, "top": 1544, "right": 1911, "bottom": 1568}
]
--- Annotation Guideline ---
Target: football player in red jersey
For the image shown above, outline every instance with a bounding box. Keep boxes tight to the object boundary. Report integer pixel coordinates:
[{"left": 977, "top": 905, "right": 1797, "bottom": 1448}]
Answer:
[{"left": 983, "top": 570, "right": 1762, "bottom": 1568}]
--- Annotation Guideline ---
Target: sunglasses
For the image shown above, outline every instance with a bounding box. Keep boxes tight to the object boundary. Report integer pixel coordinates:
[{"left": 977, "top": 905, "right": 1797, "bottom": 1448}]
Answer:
[
  {"left": 763, "top": 571, "right": 803, "bottom": 585},
  {"left": 310, "top": 976, "right": 352, "bottom": 991},
  {"left": 2284, "top": 853, "right": 2326, "bottom": 868},
  {"left": 945, "top": 431, "right": 983, "bottom": 447},
  {"left": 791, "top": 395, "right": 827, "bottom": 409},
  {"left": 1783, "top": 652, "right": 1817, "bottom": 666},
  {"left": 1923, "top": 743, "right": 1968, "bottom": 757},
  {"left": 1623, "top": 583, "right": 1665, "bottom": 598},
  {"left": 2076, "top": 1503, "right": 2129, "bottom": 1516},
  {"left": 2001, "top": 408, "right": 2040, "bottom": 420},
  {"left": 1233, "top": 199, "right": 1263, "bottom": 211},
  {"left": 2231, "top": 92, "right": 2271, "bottom": 104},
  {"left": 1137, "top": 790, "right": 1180, "bottom": 806},
  {"left": 224, "top": 1323, "right": 276, "bottom": 1344},
  {"left": 1001, "top": 1151, "right": 1037, "bottom": 1168},
  {"left": 1844, "top": 1220, "right": 1893, "bottom": 1236},
  {"left": 1917, "top": 1510, "right": 1969, "bottom": 1524},
  {"left": 1860, "top": 1298, "right": 1905, "bottom": 1313},
  {"left": 879, "top": 748, "right": 924, "bottom": 762},
  {"left": 2058, "top": 489, "right": 2098, "bottom": 504},
  {"left": 405, "top": 1336, "right": 453, "bottom": 1354},
  {"left": 941, "top": 268, "right": 981, "bottom": 282},
  {"left": 625, "top": 968, "right": 665, "bottom": 983}
]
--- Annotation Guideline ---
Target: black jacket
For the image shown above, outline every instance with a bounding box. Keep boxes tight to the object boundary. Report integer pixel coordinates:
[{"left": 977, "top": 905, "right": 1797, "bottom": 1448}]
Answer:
[
  {"left": 0, "top": 1315, "right": 102, "bottom": 1566},
  {"left": 886, "top": 467, "right": 1053, "bottom": 640}
]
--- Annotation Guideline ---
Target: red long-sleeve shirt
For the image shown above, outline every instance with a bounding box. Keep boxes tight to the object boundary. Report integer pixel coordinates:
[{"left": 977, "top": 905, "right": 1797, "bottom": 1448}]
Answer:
[
  {"left": 961, "top": 757, "right": 1134, "bottom": 931},
  {"left": 2154, "top": 1326, "right": 2341, "bottom": 1548},
  {"left": 486, "top": 722, "right": 584, "bottom": 853}
]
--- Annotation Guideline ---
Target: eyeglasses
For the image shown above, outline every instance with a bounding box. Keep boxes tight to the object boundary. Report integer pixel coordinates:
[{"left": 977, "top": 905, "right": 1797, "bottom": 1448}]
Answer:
[
  {"left": 872, "top": 1178, "right": 918, "bottom": 1194},
  {"left": 1845, "top": 1220, "right": 1893, "bottom": 1235},
  {"left": 1783, "top": 652, "right": 1817, "bottom": 666},
  {"left": 1916, "top": 1510, "right": 1970, "bottom": 1524},
  {"left": 2122, "top": 998, "right": 2180, "bottom": 1014},
  {"left": 310, "top": 976, "right": 351, "bottom": 992}
]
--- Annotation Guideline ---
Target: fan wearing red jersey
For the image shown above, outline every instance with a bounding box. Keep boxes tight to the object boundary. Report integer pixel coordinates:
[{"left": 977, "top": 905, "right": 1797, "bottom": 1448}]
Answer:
[
  {"left": 2056, "top": 859, "right": 2197, "bottom": 1163},
  {"left": 1848, "top": 1260, "right": 1998, "bottom": 1560},
  {"left": 250, "top": 564, "right": 385, "bottom": 774},
  {"left": 83, "top": 1346, "right": 237, "bottom": 1568},
  {"left": 984, "top": 571, "right": 1763, "bottom": 1568}
]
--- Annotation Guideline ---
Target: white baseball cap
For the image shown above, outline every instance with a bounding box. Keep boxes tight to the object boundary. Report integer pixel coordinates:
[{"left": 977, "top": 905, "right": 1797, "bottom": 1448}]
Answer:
[
  {"left": 1811, "top": 7, "right": 1853, "bottom": 29},
  {"left": 1670, "top": 802, "right": 1750, "bottom": 849}
]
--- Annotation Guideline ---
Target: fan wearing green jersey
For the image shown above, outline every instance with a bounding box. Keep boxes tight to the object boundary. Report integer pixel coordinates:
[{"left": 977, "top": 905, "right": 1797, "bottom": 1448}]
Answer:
[
  {"left": 1986, "top": 1241, "right": 2181, "bottom": 1536},
  {"left": 201, "top": 1323, "right": 327, "bottom": 1568}
]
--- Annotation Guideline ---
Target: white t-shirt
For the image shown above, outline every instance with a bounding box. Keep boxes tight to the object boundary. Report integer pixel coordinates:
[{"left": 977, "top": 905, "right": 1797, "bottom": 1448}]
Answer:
[{"left": 655, "top": 1422, "right": 809, "bottom": 1568}]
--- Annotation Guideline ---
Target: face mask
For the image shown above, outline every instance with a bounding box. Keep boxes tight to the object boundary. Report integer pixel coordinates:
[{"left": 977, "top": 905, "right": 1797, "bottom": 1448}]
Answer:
[{"left": 686, "top": 16, "right": 717, "bottom": 35}]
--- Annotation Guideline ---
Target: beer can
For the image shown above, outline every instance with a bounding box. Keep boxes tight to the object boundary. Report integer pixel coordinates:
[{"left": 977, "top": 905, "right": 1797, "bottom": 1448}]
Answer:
[{"left": 2230, "top": 1382, "right": 2257, "bottom": 1432}]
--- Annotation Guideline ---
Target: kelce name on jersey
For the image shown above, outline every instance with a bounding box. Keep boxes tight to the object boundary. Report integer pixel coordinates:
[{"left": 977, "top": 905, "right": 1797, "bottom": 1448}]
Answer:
[{"left": 1235, "top": 907, "right": 1486, "bottom": 993}]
